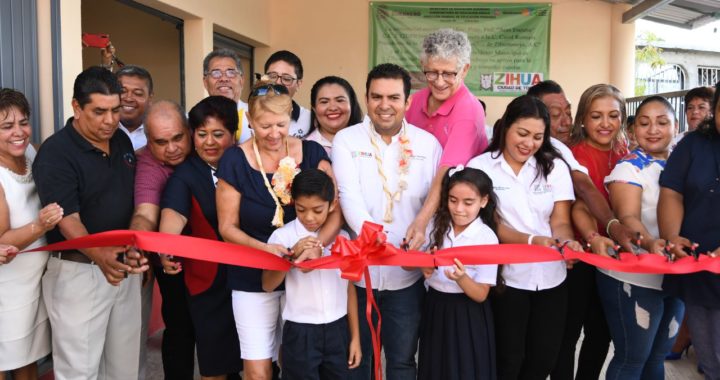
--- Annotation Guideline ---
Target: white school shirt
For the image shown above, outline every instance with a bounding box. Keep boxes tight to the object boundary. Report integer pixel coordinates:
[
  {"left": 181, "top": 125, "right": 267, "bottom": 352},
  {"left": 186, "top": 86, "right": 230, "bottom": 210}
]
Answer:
[
  {"left": 602, "top": 148, "right": 665, "bottom": 290},
  {"left": 467, "top": 152, "right": 575, "bottom": 291},
  {"left": 289, "top": 105, "right": 311, "bottom": 139},
  {"left": 119, "top": 122, "right": 147, "bottom": 151},
  {"left": 267, "top": 220, "right": 349, "bottom": 324},
  {"left": 426, "top": 218, "right": 499, "bottom": 293},
  {"left": 332, "top": 116, "right": 443, "bottom": 291},
  {"left": 551, "top": 137, "right": 587, "bottom": 175}
]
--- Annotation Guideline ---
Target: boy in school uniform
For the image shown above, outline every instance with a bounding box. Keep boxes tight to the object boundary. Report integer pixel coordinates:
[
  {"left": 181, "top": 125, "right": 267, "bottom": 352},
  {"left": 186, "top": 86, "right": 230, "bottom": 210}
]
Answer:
[{"left": 263, "top": 168, "right": 361, "bottom": 379}]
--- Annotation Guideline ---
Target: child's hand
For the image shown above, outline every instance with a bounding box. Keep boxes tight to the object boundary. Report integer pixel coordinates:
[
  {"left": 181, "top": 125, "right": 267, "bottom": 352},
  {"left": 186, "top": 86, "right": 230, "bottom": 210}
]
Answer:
[
  {"left": 292, "top": 236, "right": 322, "bottom": 257},
  {"left": 159, "top": 254, "right": 182, "bottom": 275},
  {"left": 348, "top": 337, "right": 362, "bottom": 369},
  {"left": 444, "top": 258, "right": 468, "bottom": 282},
  {"left": 421, "top": 267, "right": 435, "bottom": 279}
]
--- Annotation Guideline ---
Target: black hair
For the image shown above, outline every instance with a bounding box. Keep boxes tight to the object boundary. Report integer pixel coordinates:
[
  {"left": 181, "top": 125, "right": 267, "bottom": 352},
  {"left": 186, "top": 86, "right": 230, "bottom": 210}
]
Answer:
[
  {"left": 73, "top": 66, "right": 122, "bottom": 108},
  {"left": 291, "top": 168, "right": 335, "bottom": 203},
  {"left": 697, "top": 81, "right": 720, "bottom": 138},
  {"left": 527, "top": 80, "right": 564, "bottom": 99},
  {"left": 308, "top": 76, "right": 363, "bottom": 135},
  {"left": 684, "top": 86, "right": 715, "bottom": 111},
  {"left": 203, "top": 48, "right": 243, "bottom": 75},
  {"left": 116, "top": 65, "right": 154, "bottom": 94},
  {"left": 264, "top": 50, "right": 303, "bottom": 80},
  {"left": 188, "top": 96, "right": 239, "bottom": 136},
  {"left": 429, "top": 167, "right": 498, "bottom": 249},
  {"left": 366, "top": 63, "right": 411, "bottom": 101},
  {"left": 486, "top": 95, "right": 562, "bottom": 181},
  {"left": 0, "top": 88, "right": 30, "bottom": 119},
  {"left": 635, "top": 95, "right": 676, "bottom": 121}
]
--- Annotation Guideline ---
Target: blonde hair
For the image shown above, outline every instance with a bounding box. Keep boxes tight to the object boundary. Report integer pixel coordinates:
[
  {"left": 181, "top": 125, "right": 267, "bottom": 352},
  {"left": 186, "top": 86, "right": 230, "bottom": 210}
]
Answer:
[
  {"left": 571, "top": 84, "right": 628, "bottom": 152},
  {"left": 248, "top": 81, "right": 292, "bottom": 120}
]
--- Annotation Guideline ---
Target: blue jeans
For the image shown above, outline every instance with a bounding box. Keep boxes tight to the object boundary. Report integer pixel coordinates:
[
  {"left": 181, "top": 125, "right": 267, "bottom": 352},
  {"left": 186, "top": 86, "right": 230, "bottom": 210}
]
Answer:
[
  {"left": 596, "top": 272, "right": 684, "bottom": 380},
  {"left": 685, "top": 304, "right": 720, "bottom": 380},
  {"left": 349, "top": 279, "right": 425, "bottom": 380}
]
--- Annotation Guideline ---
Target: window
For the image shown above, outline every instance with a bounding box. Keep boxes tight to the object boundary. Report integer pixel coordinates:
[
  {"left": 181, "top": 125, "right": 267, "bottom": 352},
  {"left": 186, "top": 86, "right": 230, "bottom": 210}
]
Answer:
[
  {"left": 636, "top": 63, "right": 686, "bottom": 95},
  {"left": 698, "top": 66, "right": 720, "bottom": 87}
]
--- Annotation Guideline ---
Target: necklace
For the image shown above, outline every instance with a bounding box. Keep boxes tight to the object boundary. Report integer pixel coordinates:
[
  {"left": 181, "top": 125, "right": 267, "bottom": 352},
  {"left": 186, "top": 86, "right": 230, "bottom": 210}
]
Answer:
[
  {"left": 252, "top": 137, "right": 300, "bottom": 227},
  {"left": 368, "top": 121, "right": 412, "bottom": 223}
]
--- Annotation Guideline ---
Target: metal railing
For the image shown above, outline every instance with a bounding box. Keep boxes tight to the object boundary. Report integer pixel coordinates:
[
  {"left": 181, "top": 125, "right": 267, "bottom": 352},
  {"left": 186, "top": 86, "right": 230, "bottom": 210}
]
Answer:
[{"left": 626, "top": 90, "right": 688, "bottom": 133}]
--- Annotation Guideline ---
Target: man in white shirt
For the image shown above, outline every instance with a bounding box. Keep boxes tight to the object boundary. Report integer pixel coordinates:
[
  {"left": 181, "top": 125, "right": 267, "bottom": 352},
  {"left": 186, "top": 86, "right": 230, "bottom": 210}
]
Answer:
[
  {"left": 202, "top": 48, "right": 252, "bottom": 143},
  {"left": 332, "top": 63, "right": 442, "bottom": 380},
  {"left": 262, "top": 50, "right": 311, "bottom": 138},
  {"left": 117, "top": 65, "right": 153, "bottom": 150}
]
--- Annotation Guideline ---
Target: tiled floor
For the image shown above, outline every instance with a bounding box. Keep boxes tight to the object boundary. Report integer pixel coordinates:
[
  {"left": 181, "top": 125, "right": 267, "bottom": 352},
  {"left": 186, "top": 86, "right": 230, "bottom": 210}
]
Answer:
[{"left": 144, "top": 330, "right": 704, "bottom": 380}]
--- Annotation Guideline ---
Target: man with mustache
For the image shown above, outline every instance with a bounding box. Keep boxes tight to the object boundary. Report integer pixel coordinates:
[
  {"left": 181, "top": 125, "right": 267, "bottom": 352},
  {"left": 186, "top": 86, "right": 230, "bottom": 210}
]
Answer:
[
  {"left": 117, "top": 65, "right": 154, "bottom": 150},
  {"left": 202, "top": 49, "right": 252, "bottom": 143}
]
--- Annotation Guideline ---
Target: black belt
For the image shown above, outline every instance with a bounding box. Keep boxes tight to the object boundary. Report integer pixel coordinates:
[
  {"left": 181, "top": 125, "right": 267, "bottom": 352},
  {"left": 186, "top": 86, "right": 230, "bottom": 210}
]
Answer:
[{"left": 50, "top": 250, "right": 94, "bottom": 264}]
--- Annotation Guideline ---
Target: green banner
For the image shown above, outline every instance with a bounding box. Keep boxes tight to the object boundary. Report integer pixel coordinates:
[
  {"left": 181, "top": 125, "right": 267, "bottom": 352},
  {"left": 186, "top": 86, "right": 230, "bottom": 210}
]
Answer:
[{"left": 369, "top": 2, "right": 551, "bottom": 97}]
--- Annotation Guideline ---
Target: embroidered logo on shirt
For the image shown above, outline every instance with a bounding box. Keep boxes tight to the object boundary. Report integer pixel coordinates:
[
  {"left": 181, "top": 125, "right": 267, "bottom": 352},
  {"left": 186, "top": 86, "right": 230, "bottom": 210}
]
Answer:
[
  {"left": 531, "top": 183, "right": 552, "bottom": 194},
  {"left": 493, "top": 186, "right": 510, "bottom": 191},
  {"left": 410, "top": 155, "right": 426, "bottom": 161},
  {"left": 351, "top": 151, "right": 373, "bottom": 159}
]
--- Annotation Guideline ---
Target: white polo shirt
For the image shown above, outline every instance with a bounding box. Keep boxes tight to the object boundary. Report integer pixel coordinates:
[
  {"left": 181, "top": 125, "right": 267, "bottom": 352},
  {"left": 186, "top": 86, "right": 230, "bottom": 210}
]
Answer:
[
  {"left": 551, "top": 137, "right": 587, "bottom": 175},
  {"left": 332, "top": 116, "right": 442, "bottom": 291},
  {"left": 467, "top": 152, "right": 574, "bottom": 291},
  {"left": 426, "top": 218, "right": 498, "bottom": 293},
  {"left": 119, "top": 123, "right": 147, "bottom": 151},
  {"left": 267, "top": 220, "right": 349, "bottom": 324},
  {"left": 289, "top": 105, "right": 311, "bottom": 139}
]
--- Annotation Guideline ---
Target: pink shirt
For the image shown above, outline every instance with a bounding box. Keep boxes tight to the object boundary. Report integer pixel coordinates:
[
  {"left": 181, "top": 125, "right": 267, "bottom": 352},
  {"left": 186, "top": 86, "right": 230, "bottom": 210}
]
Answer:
[
  {"left": 406, "top": 83, "right": 487, "bottom": 167},
  {"left": 134, "top": 147, "right": 175, "bottom": 207}
]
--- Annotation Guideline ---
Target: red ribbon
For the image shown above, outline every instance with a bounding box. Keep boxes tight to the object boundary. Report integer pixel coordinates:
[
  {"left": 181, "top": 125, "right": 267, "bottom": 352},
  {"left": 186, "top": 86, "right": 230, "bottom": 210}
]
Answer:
[{"left": 24, "top": 222, "right": 720, "bottom": 378}]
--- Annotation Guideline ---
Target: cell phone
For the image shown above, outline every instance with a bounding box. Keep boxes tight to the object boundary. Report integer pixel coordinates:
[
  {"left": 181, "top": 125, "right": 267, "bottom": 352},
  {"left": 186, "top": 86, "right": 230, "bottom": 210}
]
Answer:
[{"left": 82, "top": 33, "right": 110, "bottom": 48}]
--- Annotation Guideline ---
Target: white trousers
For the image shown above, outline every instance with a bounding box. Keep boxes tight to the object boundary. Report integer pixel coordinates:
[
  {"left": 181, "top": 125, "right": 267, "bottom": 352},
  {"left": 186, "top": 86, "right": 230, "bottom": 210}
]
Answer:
[{"left": 43, "top": 257, "right": 141, "bottom": 380}]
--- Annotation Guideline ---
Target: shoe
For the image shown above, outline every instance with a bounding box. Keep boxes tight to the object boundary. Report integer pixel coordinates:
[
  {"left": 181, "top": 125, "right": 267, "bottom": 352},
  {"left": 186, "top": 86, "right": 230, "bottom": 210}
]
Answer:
[{"left": 665, "top": 344, "right": 690, "bottom": 361}]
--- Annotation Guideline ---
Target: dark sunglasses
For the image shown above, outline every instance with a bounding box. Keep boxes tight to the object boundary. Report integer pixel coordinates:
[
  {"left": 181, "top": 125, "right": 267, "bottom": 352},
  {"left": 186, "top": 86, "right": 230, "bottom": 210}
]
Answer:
[{"left": 249, "top": 84, "right": 289, "bottom": 98}]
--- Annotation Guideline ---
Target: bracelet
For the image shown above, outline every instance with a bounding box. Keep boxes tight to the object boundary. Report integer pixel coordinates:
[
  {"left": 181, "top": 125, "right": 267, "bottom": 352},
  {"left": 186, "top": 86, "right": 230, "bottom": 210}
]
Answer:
[
  {"left": 527, "top": 234, "right": 535, "bottom": 245},
  {"left": 605, "top": 218, "right": 620, "bottom": 237}
]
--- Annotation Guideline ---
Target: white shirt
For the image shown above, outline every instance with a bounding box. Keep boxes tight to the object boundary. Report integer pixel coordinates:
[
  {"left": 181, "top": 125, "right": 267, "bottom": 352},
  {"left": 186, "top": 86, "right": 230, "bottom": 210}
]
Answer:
[
  {"left": 426, "top": 218, "right": 498, "bottom": 293},
  {"left": 237, "top": 100, "right": 252, "bottom": 143},
  {"left": 267, "top": 220, "right": 349, "bottom": 324},
  {"left": 332, "top": 116, "right": 442, "bottom": 290},
  {"left": 304, "top": 129, "right": 333, "bottom": 155},
  {"left": 119, "top": 122, "right": 147, "bottom": 151},
  {"left": 602, "top": 148, "right": 666, "bottom": 290},
  {"left": 551, "top": 137, "right": 587, "bottom": 175},
  {"left": 289, "top": 105, "right": 311, "bottom": 139},
  {"left": 467, "top": 152, "right": 574, "bottom": 291}
]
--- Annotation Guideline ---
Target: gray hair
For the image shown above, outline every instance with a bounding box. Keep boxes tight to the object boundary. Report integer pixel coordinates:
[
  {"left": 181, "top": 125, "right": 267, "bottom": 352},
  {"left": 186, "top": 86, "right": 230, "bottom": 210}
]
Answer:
[
  {"left": 420, "top": 29, "right": 472, "bottom": 70},
  {"left": 144, "top": 100, "right": 189, "bottom": 136},
  {"left": 203, "top": 48, "right": 243, "bottom": 75}
]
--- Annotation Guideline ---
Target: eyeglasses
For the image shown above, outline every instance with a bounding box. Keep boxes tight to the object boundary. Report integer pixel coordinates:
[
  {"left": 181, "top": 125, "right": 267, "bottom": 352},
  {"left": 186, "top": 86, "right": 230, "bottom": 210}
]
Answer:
[
  {"left": 205, "top": 69, "right": 239, "bottom": 79},
  {"left": 265, "top": 72, "right": 298, "bottom": 86},
  {"left": 249, "top": 84, "right": 289, "bottom": 99},
  {"left": 423, "top": 71, "right": 458, "bottom": 82}
]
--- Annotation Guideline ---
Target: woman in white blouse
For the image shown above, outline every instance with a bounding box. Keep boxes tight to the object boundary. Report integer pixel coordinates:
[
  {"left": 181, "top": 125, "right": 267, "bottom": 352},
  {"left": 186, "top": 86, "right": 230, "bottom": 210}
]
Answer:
[{"left": 467, "top": 95, "right": 580, "bottom": 380}]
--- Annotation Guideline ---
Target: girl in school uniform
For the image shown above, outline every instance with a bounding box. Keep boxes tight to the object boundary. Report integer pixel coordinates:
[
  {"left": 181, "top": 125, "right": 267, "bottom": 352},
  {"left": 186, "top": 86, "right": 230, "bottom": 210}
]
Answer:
[{"left": 418, "top": 166, "right": 499, "bottom": 380}]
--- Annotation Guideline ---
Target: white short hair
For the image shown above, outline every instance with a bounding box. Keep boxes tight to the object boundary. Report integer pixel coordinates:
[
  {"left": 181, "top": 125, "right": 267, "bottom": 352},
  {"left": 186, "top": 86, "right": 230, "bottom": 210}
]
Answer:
[{"left": 420, "top": 29, "right": 471, "bottom": 70}]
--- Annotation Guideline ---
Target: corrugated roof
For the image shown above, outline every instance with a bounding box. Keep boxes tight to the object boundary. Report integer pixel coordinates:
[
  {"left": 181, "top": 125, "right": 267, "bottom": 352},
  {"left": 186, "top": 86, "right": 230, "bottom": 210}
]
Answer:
[{"left": 608, "top": 0, "right": 720, "bottom": 29}]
